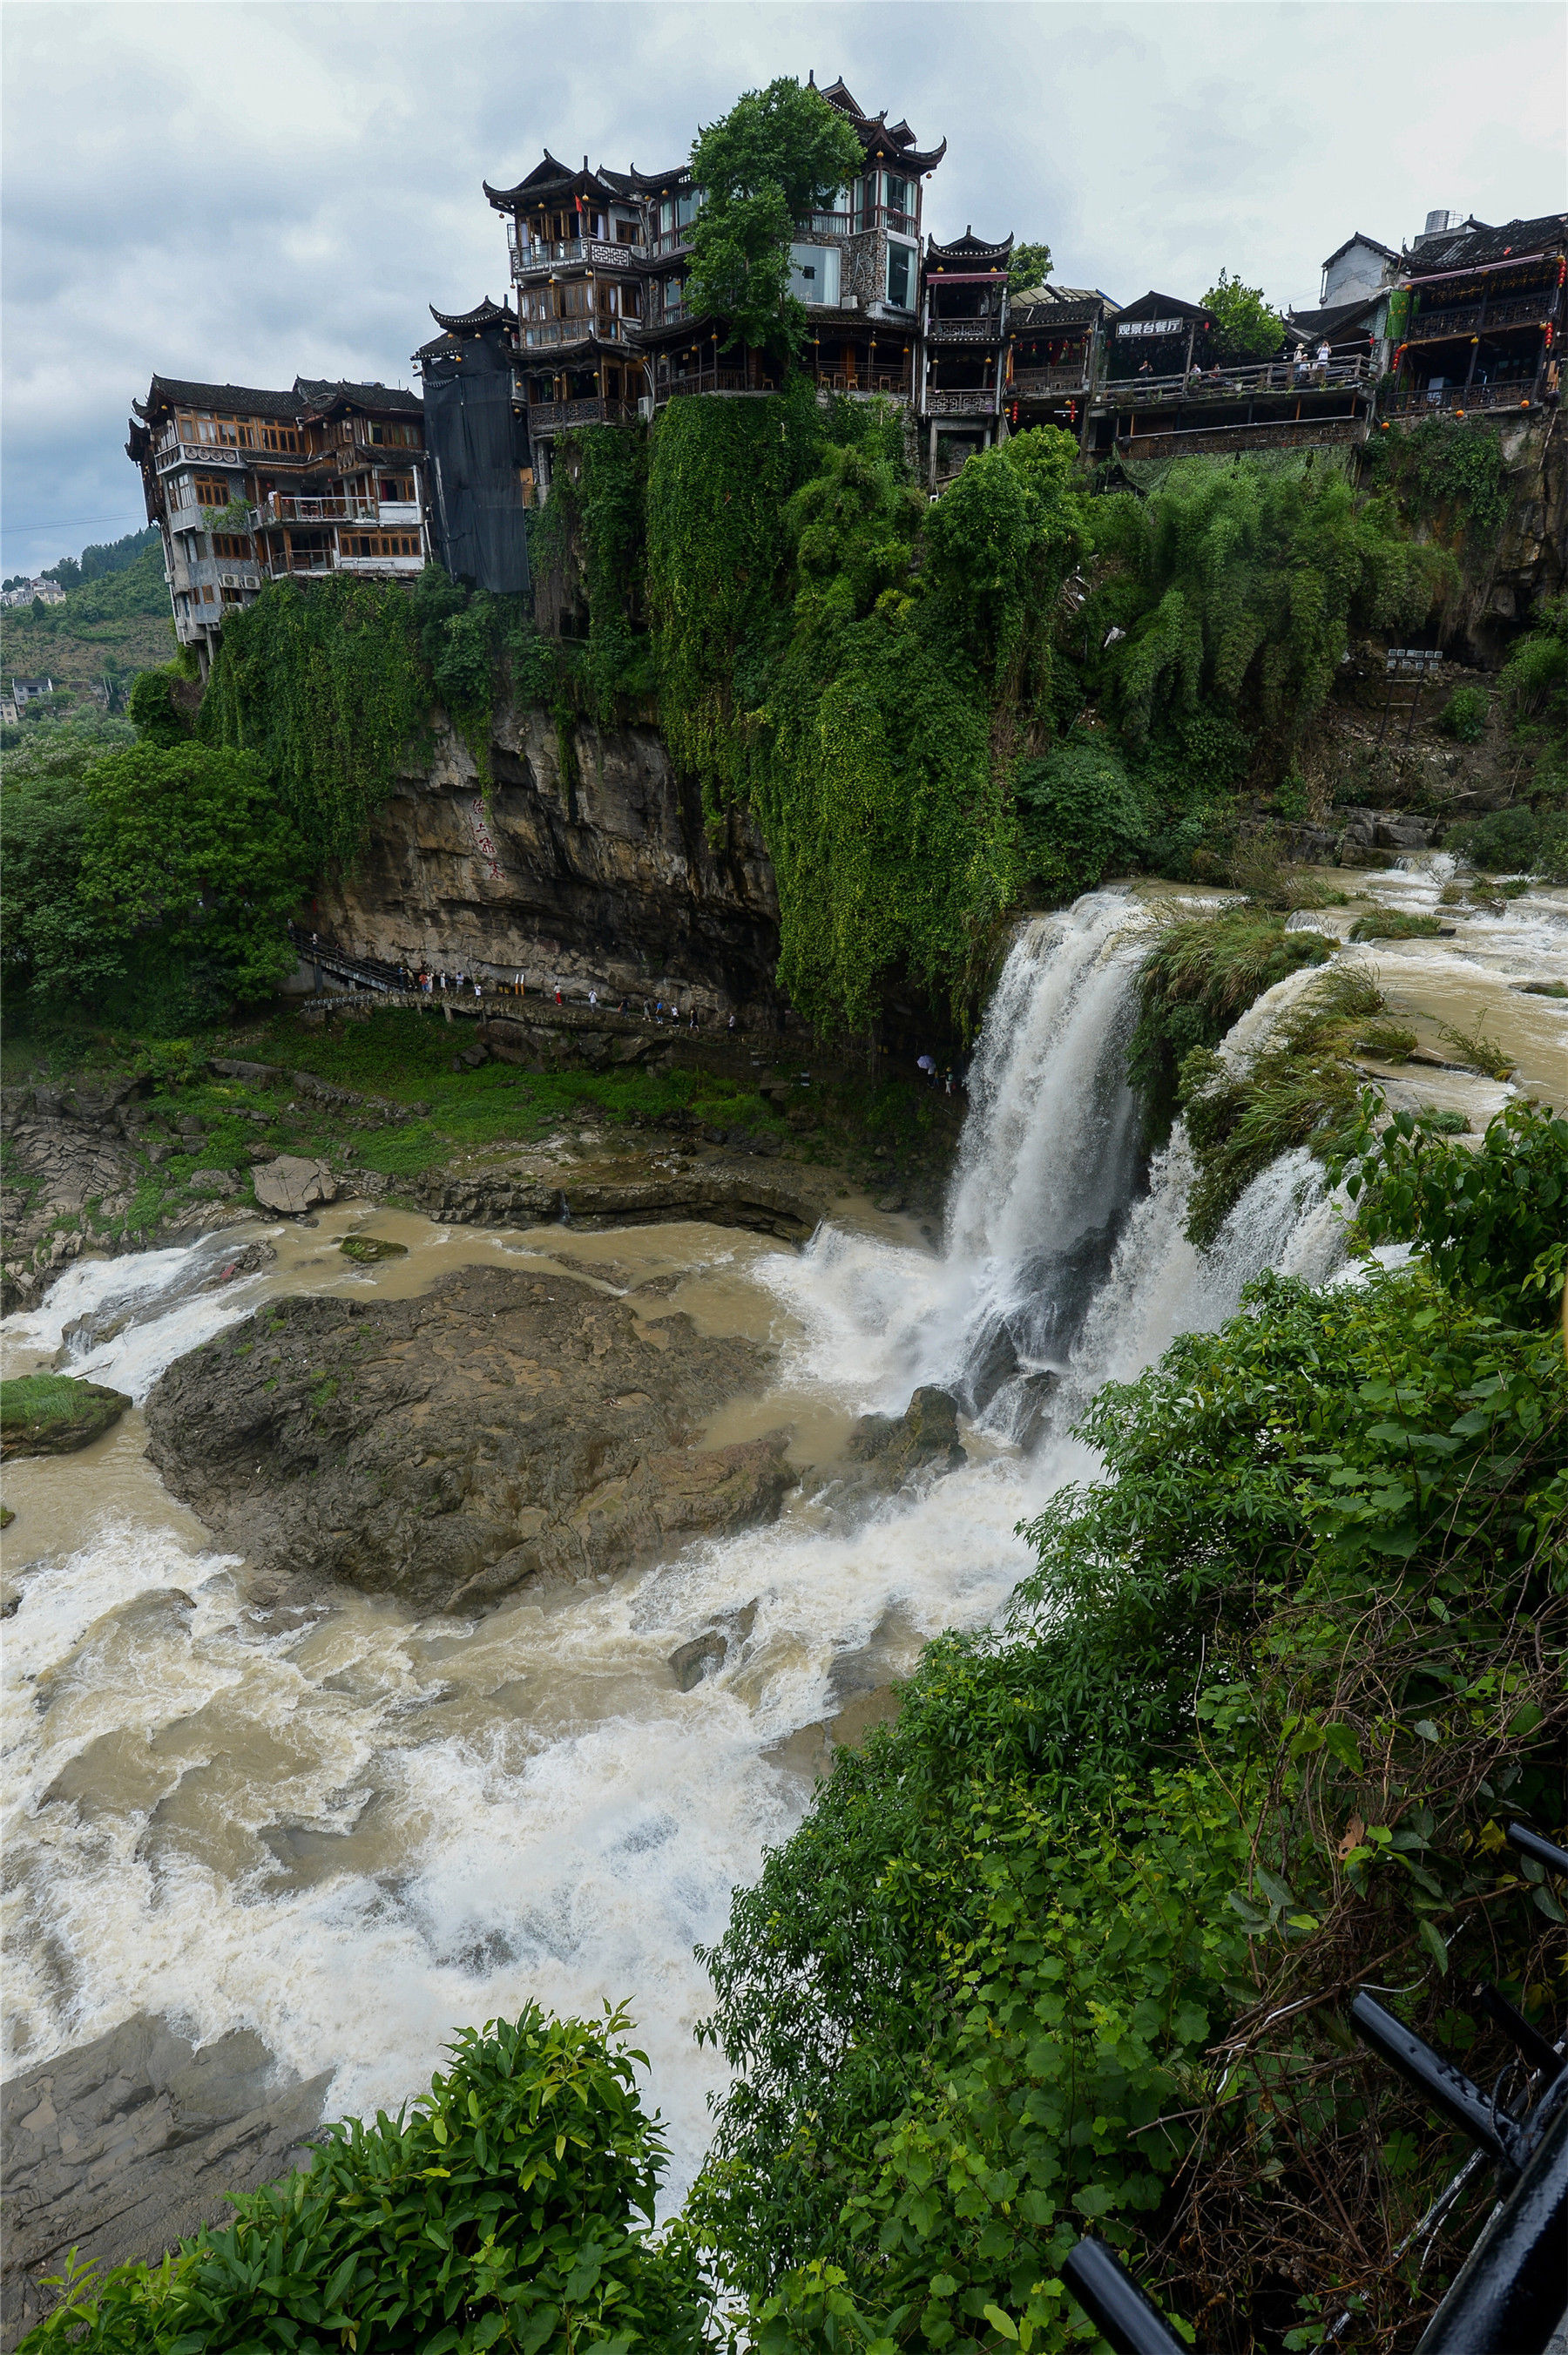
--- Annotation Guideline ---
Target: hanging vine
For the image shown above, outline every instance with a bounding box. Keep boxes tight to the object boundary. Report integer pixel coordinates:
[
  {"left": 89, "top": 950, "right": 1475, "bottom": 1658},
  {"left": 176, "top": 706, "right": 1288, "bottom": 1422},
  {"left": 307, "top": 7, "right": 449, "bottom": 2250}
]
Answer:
[{"left": 198, "top": 574, "right": 429, "bottom": 871}]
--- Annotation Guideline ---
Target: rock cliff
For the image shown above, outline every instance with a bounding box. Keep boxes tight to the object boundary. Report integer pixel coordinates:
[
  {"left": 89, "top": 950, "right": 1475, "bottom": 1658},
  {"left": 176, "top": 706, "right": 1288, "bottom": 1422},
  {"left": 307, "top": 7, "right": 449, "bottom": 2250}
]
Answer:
[{"left": 314, "top": 705, "right": 781, "bottom": 1018}]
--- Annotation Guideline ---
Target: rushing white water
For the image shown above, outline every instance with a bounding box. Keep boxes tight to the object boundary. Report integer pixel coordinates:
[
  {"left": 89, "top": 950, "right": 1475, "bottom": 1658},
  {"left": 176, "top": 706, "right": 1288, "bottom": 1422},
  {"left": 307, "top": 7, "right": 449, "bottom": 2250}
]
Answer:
[{"left": 1, "top": 892, "right": 1356, "bottom": 2201}]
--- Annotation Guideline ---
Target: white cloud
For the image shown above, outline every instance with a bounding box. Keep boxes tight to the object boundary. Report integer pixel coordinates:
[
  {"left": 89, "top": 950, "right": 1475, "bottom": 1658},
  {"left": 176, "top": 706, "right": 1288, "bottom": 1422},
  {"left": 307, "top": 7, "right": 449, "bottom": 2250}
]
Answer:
[{"left": 3, "top": 0, "right": 1563, "bottom": 575}]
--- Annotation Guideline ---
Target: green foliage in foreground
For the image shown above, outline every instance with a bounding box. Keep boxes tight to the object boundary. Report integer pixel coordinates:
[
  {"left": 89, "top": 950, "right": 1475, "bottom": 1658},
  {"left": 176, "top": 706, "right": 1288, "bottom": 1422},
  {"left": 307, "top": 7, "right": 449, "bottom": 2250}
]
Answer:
[
  {"left": 4, "top": 734, "right": 308, "bottom": 1020},
  {"left": 1498, "top": 592, "right": 1568, "bottom": 732},
  {"left": 24, "top": 2006, "right": 710, "bottom": 2355},
  {"left": 693, "top": 1101, "right": 1568, "bottom": 2352}
]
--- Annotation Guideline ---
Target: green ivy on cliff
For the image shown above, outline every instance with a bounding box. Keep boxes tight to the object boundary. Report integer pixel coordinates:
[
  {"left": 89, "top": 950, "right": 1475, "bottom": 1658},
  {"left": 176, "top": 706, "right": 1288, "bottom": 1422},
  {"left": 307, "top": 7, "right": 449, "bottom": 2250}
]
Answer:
[
  {"left": 199, "top": 574, "right": 429, "bottom": 870},
  {"left": 645, "top": 380, "right": 825, "bottom": 801}
]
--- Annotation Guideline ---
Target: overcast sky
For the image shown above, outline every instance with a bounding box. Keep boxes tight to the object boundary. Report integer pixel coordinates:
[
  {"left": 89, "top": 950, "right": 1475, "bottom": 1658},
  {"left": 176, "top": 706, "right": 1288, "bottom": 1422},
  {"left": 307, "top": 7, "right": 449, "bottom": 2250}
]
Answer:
[{"left": 3, "top": 0, "right": 1564, "bottom": 579}]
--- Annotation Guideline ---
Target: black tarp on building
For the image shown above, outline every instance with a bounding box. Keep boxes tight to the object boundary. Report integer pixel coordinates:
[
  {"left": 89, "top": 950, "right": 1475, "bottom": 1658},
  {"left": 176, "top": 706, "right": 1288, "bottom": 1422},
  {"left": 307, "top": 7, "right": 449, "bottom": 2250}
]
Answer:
[{"left": 417, "top": 301, "right": 530, "bottom": 595}]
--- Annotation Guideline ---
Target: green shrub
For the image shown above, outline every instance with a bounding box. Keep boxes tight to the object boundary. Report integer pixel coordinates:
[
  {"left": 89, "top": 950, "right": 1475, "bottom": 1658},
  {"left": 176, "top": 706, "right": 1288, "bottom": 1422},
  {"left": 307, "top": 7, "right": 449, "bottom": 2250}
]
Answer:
[
  {"left": 127, "top": 667, "right": 195, "bottom": 747},
  {"left": 1435, "top": 681, "right": 1488, "bottom": 740},
  {"left": 25, "top": 2006, "right": 712, "bottom": 2354},
  {"left": 1447, "top": 802, "right": 1551, "bottom": 876},
  {"left": 1081, "top": 462, "right": 1447, "bottom": 750},
  {"left": 1014, "top": 740, "right": 1150, "bottom": 897},
  {"left": 695, "top": 1204, "right": 1568, "bottom": 2349},
  {"left": 1498, "top": 593, "right": 1568, "bottom": 730}
]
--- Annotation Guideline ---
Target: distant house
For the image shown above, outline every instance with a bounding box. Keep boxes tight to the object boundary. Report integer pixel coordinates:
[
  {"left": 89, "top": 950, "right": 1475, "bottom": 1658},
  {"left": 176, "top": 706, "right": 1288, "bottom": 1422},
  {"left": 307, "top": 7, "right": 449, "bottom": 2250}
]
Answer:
[
  {"left": 8, "top": 676, "right": 57, "bottom": 705},
  {"left": 0, "top": 578, "right": 67, "bottom": 609}
]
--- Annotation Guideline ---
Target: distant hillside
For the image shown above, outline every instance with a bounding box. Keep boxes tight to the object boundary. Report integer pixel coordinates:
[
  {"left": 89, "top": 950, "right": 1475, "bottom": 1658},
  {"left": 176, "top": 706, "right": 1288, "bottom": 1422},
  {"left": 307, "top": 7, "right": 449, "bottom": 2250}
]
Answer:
[{"left": 1, "top": 538, "right": 174, "bottom": 707}]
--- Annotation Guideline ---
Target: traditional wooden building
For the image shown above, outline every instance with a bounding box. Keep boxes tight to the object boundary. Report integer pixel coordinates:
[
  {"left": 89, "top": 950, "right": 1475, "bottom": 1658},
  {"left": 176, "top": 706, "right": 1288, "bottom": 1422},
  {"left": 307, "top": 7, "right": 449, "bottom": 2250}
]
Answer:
[
  {"left": 476, "top": 78, "right": 945, "bottom": 490},
  {"left": 1084, "top": 288, "right": 1377, "bottom": 461},
  {"left": 921, "top": 231, "right": 1011, "bottom": 479},
  {"left": 1005, "top": 283, "right": 1120, "bottom": 446},
  {"left": 127, "top": 375, "right": 429, "bottom": 667},
  {"left": 1382, "top": 212, "right": 1566, "bottom": 417}
]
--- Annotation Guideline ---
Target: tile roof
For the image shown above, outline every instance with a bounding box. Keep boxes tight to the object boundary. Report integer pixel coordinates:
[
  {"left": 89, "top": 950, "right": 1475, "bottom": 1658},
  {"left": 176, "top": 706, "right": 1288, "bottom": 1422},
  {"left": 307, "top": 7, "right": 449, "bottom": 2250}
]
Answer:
[{"left": 1403, "top": 212, "right": 1568, "bottom": 275}]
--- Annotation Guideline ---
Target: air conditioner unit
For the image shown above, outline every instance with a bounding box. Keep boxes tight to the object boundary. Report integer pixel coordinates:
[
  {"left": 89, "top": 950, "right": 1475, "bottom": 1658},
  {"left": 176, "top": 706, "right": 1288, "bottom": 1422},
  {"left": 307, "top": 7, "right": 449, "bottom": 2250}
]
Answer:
[
  {"left": 638, "top": 395, "right": 654, "bottom": 421},
  {"left": 841, "top": 294, "right": 859, "bottom": 310}
]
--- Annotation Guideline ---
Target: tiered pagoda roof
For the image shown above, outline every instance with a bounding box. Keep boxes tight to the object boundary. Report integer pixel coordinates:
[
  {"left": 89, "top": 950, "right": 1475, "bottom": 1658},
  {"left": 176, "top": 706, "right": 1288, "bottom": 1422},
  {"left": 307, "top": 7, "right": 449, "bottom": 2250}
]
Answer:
[
  {"left": 813, "top": 74, "right": 946, "bottom": 171},
  {"left": 484, "top": 151, "right": 652, "bottom": 212},
  {"left": 428, "top": 296, "right": 516, "bottom": 334},
  {"left": 927, "top": 229, "right": 1012, "bottom": 273}
]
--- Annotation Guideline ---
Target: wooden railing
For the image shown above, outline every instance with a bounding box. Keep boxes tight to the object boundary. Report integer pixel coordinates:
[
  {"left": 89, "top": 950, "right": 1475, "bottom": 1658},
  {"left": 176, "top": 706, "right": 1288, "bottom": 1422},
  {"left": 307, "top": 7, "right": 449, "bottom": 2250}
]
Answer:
[
  {"left": 526, "top": 396, "right": 637, "bottom": 432},
  {"left": 1407, "top": 292, "right": 1558, "bottom": 339},
  {"left": 928, "top": 316, "right": 1005, "bottom": 342},
  {"left": 1100, "top": 354, "right": 1373, "bottom": 404},
  {"left": 658, "top": 369, "right": 751, "bottom": 400},
  {"left": 520, "top": 317, "right": 636, "bottom": 349},
  {"left": 1381, "top": 378, "right": 1543, "bottom": 416},
  {"left": 1011, "top": 365, "right": 1090, "bottom": 396},
  {"left": 256, "top": 494, "right": 380, "bottom": 524}
]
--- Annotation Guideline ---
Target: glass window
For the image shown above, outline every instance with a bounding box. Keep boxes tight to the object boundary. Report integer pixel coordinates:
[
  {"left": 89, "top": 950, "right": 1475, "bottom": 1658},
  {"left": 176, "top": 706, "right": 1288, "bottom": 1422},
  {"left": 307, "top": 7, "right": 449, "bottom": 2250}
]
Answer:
[
  {"left": 789, "top": 244, "right": 841, "bottom": 305},
  {"left": 886, "top": 240, "right": 915, "bottom": 309}
]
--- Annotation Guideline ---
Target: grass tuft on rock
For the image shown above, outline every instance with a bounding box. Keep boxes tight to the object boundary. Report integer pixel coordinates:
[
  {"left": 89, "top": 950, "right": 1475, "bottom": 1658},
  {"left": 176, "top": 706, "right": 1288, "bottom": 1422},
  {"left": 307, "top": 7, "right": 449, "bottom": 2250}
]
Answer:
[
  {"left": 0, "top": 1372, "right": 131, "bottom": 1458},
  {"left": 1348, "top": 906, "right": 1443, "bottom": 943},
  {"left": 1126, "top": 904, "right": 1334, "bottom": 1142}
]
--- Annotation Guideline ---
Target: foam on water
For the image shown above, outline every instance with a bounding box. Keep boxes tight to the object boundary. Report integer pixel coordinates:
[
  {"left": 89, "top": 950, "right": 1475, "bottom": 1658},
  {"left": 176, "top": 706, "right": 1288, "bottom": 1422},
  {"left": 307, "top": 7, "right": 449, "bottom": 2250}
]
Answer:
[{"left": 1, "top": 891, "right": 1358, "bottom": 2198}]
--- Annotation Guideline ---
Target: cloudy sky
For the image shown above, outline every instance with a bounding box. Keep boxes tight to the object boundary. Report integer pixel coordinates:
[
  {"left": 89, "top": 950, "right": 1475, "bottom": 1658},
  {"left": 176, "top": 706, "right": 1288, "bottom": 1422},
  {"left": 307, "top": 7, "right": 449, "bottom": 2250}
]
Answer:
[{"left": 3, "top": 0, "right": 1564, "bottom": 579}]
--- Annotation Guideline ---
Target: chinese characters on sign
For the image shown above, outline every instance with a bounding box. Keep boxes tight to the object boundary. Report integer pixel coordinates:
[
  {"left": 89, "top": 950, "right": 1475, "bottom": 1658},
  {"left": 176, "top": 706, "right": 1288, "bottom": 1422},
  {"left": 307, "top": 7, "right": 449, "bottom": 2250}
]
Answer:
[{"left": 469, "top": 798, "right": 503, "bottom": 879}]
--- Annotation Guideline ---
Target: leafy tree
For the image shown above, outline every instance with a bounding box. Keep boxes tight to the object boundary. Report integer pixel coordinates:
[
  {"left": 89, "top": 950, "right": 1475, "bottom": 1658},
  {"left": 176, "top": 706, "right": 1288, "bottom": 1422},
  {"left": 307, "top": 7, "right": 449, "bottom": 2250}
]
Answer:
[
  {"left": 73, "top": 741, "right": 308, "bottom": 1004},
  {"left": 128, "top": 666, "right": 195, "bottom": 747},
  {"left": 924, "top": 429, "right": 1088, "bottom": 694},
  {"left": 24, "top": 2006, "right": 713, "bottom": 2353},
  {"left": 3, "top": 742, "right": 132, "bottom": 1005},
  {"left": 1201, "top": 267, "right": 1284, "bottom": 362},
  {"left": 1007, "top": 240, "right": 1054, "bottom": 294},
  {"left": 687, "top": 78, "right": 865, "bottom": 355},
  {"left": 1015, "top": 739, "right": 1151, "bottom": 897}
]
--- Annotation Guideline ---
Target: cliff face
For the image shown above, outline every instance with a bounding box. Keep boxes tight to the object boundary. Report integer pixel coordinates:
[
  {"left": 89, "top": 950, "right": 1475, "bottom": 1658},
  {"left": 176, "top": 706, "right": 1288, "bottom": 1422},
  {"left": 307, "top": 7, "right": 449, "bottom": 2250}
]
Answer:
[
  {"left": 1435, "top": 410, "right": 1565, "bottom": 662},
  {"left": 316, "top": 704, "right": 781, "bottom": 1016}
]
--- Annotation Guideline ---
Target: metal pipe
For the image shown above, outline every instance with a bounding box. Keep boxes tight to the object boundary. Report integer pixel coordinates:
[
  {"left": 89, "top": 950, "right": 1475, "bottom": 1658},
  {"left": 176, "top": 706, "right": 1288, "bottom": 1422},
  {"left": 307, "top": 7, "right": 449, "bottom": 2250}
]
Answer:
[
  {"left": 1413, "top": 2094, "right": 1568, "bottom": 2355},
  {"left": 1507, "top": 1824, "right": 1568, "bottom": 1878},
  {"left": 1060, "top": 2239, "right": 1199, "bottom": 2355},
  {"left": 1349, "top": 1993, "right": 1527, "bottom": 2170}
]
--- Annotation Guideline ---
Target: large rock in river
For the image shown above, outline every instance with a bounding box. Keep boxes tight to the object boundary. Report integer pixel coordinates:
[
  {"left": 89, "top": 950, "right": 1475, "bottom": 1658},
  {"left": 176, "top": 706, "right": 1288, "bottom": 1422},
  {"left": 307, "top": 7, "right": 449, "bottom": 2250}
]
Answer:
[
  {"left": 144, "top": 1264, "right": 791, "bottom": 1614},
  {"left": 1, "top": 2013, "right": 328, "bottom": 2350}
]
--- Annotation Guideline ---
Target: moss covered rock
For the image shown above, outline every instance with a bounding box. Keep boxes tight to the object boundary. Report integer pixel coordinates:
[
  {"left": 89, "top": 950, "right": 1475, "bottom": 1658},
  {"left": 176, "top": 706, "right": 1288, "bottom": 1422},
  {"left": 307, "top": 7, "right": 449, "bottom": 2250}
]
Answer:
[
  {"left": 338, "top": 1235, "right": 409, "bottom": 1263},
  {"left": 1, "top": 1373, "right": 132, "bottom": 1458}
]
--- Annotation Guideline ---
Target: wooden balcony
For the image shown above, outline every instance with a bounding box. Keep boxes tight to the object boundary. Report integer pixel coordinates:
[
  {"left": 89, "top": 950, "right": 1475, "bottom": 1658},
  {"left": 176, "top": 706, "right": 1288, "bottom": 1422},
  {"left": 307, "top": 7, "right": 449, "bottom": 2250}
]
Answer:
[
  {"left": 527, "top": 396, "right": 637, "bottom": 434},
  {"left": 256, "top": 493, "right": 381, "bottom": 525},
  {"left": 1404, "top": 292, "right": 1558, "bottom": 341},
  {"left": 1099, "top": 354, "right": 1374, "bottom": 407},
  {"left": 928, "top": 316, "right": 1005, "bottom": 343},
  {"left": 1012, "top": 365, "right": 1091, "bottom": 397},
  {"left": 924, "top": 387, "right": 999, "bottom": 416},
  {"left": 1380, "top": 377, "right": 1544, "bottom": 416},
  {"left": 520, "top": 317, "right": 636, "bottom": 350}
]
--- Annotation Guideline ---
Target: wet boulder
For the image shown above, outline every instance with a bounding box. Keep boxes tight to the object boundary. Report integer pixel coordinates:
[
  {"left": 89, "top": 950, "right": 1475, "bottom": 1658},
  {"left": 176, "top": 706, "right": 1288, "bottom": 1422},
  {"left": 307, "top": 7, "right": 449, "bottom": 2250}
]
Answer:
[
  {"left": 252, "top": 1155, "right": 338, "bottom": 1215},
  {"left": 846, "top": 1385, "right": 966, "bottom": 1491}
]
